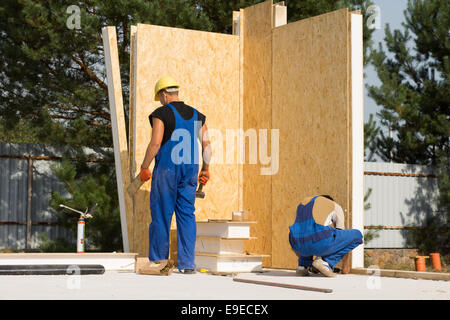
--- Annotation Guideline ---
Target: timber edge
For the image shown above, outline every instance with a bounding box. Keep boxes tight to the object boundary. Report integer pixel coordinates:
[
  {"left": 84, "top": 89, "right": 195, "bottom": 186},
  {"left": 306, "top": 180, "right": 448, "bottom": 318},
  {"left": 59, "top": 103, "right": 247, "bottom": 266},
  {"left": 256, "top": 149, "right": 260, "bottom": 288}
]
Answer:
[{"left": 351, "top": 267, "right": 450, "bottom": 281}]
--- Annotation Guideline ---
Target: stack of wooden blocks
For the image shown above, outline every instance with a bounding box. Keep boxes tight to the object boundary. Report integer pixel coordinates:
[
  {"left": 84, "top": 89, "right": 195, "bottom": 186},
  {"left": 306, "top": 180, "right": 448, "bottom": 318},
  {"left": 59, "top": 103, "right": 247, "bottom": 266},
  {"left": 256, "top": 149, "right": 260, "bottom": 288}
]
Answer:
[{"left": 194, "top": 213, "right": 267, "bottom": 274}]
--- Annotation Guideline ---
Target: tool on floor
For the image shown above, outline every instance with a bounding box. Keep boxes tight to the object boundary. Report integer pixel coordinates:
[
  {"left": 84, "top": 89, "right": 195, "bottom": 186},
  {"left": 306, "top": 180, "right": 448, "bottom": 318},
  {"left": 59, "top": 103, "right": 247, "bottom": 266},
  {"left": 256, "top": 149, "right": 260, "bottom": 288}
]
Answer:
[
  {"left": 59, "top": 203, "right": 96, "bottom": 253},
  {"left": 233, "top": 277, "right": 333, "bottom": 293},
  {"left": 127, "top": 174, "right": 145, "bottom": 197}
]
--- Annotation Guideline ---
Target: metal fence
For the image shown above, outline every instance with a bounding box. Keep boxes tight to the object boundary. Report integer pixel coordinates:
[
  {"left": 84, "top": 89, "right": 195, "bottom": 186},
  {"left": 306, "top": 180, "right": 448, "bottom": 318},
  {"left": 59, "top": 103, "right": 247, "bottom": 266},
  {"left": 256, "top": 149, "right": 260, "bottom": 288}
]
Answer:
[
  {"left": 364, "top": 161, "right": 440, "bottom": 248},
  {"left": 0, "top": 142, "right": 109, "bottom": 250},
  {"left": 0, "top": 142, "right": 442, "bottom": 250}
]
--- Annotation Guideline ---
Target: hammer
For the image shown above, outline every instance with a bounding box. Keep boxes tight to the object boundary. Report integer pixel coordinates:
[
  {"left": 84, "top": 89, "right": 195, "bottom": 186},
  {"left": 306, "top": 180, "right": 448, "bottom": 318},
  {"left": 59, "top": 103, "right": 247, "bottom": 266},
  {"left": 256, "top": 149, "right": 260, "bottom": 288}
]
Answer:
[
  {"left": 196, "top": 171, "right": 208, "bottom": 198},
  {"left": 196, "top": 183, "right": 205, "bottom": 198}
]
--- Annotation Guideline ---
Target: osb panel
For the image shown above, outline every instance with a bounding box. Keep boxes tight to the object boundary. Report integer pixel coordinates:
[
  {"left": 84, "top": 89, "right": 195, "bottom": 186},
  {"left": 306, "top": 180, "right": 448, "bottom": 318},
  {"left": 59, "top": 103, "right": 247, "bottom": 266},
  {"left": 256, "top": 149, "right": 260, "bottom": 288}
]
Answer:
[
  {"left": 129, "top": 26, "right": 137, "bottom": 180},
  {"left": 241, "top": 0, "right": 273, "bottom": 267},
  {"left": 128, "top": 25, "right": 137, "bottom": 252},
  {"left": 233, "top": 9, "right": 245, "bottom": 212},
  {"left": 102, "top": 26, "right": 133, "bottom": 252},
  {"left": 271, "top": 9, "right": 350, "bottom": 269},
  {"left": 133, "top": 24, "right": 240, "bottom": 257}
]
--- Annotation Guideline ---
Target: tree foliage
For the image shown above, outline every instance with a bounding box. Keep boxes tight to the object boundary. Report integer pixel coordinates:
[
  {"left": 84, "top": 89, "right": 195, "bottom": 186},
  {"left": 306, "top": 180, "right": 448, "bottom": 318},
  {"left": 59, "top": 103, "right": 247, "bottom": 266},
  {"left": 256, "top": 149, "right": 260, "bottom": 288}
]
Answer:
[
  {"left": 1, "top": 0, "right": 375, "bottom": 148},
  {"left": 368, "top": 0, "right": 449, "bottom": 253},
  {"left": 50, "top": 158, "right": 122, "bottom": 252}
]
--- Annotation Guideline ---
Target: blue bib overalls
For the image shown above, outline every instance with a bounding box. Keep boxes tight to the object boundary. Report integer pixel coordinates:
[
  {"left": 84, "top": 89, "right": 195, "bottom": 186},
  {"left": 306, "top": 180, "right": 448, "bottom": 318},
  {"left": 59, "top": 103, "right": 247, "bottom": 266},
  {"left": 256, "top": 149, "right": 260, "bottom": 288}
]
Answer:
[
  {"left": 289, "top": 196, "right": 363, "bottom": 269},
  {"left": 148, "top": 103, "right": 200, "bottom": 270}
]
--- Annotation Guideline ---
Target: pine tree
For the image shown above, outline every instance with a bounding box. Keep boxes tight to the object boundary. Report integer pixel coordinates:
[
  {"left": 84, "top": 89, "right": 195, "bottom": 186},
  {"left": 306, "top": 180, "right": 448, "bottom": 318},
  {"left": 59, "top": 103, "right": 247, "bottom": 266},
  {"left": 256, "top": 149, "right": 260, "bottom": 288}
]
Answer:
[
  {"left": 50, "top": 158, "right": 123, "bottom": 252},
  {"left": 368, "top": 0, "right": 449, "bottom": 253},
  {"left": 364, "top": 114, "right": 380, "bottom": 161},
  {"left": 0, "top": 0, "right": 213, "bottom": 148}
]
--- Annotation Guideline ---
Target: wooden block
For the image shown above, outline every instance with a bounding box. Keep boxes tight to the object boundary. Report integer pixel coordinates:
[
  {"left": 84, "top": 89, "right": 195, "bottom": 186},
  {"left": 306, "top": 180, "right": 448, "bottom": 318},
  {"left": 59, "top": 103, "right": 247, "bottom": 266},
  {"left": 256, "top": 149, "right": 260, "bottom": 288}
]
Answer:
[
  {"left": 232, "top": 211, "right": 249, "bottom": 221},
  {"left": 273, "top": 2, "right": 287, "bottom": 27},
  {"left": 196, "top": 221, "right": 255, "bottom": 238},
  {"left": 195, "top": 253, "right": 266, "bottom": 273},
  {"left": 134, "top": 257, "right": 149, "bottom": 272},
  {"left": 195, "top": 237, "right": 244, "bottom": 255}
]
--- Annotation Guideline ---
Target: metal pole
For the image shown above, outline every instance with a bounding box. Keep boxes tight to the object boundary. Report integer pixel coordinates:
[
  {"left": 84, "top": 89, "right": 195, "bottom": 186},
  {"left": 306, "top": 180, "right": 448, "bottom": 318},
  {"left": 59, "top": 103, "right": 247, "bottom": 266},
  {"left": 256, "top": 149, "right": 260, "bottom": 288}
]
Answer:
[{"left": 26, "top": 157, "right": 33, "bottom": 251}]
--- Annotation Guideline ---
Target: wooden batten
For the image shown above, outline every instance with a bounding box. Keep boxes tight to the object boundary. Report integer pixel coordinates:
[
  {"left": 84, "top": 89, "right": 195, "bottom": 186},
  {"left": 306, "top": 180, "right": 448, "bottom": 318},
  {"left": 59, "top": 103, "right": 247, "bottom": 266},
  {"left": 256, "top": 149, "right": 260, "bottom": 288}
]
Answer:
[
  {"left": 127, "top": 25, "right": 137, "bottom": 253},
  {"left": 101, "top": 26, "right": 132, "bottom": 252}
]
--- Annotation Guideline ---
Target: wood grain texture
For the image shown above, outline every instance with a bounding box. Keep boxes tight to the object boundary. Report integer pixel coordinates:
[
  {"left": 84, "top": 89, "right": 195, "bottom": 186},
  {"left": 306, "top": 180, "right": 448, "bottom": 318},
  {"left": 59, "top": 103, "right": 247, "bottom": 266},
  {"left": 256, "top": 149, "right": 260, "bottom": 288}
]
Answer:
[
  {"left": 128, "top": 25, "right": 137, "bottom": 252},
  {"left": 133, "top": 24, "right": 240, "bottom": 258},
  {"left": 271, "top": 9, "right": 351, "bottom": 269},
  {"left": 102, "top": 26, "right": 132, "bottom": 252},
  {"left": 241, "top": 0, "right": 274, "bottom": 268}
]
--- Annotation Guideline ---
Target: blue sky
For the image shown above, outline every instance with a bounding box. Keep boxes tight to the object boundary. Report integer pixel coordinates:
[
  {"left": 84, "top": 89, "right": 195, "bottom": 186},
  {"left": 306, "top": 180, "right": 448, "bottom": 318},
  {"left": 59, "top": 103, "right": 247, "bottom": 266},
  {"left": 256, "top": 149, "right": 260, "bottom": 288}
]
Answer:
[{"left": 364, "top": 0, "right": 409, "bottom": 124}]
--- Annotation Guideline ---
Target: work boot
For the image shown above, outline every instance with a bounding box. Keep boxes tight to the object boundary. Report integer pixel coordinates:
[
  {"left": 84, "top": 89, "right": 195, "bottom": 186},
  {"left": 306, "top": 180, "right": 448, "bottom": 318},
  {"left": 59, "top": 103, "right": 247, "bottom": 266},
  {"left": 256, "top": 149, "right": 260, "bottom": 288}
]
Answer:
[
  {"left": 181, "top": 268, "right": 196, "bottom": 274},
  {"left": 312, "top": 258, "right": 336, "bottom": 277},
  {"left": 296, "top": 266, "right": 313, "bottom": 276}
]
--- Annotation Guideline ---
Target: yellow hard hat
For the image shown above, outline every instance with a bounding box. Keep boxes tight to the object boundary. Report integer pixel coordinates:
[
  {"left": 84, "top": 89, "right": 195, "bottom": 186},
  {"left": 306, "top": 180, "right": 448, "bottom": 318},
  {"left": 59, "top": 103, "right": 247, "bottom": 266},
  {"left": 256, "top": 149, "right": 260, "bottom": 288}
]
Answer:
[{"left": 154, "top": 76, "right": 179, "bottom": 101}]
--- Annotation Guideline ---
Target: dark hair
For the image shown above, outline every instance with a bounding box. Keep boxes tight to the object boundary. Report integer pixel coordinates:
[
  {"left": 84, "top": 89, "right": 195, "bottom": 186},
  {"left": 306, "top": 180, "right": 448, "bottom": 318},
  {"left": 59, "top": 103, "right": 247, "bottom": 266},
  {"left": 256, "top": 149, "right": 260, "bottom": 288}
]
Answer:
[{"left": 319, "top": 194, "right": 334, "bottom": 201}]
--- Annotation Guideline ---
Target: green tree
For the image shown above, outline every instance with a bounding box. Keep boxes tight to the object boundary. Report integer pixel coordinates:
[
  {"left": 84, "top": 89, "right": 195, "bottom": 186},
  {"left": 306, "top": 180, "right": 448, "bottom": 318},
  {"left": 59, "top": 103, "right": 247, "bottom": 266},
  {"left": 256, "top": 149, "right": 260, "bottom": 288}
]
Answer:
[
  {"left": 368, "top": 0, "right": 449, "bottom": 253},
  {"left": 50, "top": 158, "right": 122, "bottom": 252},
  {"left": 0, "top": 0, "right": 213, "bottom": 147},
  {"left": 364, "top": 114, "right": 380, "bottom": 161}
]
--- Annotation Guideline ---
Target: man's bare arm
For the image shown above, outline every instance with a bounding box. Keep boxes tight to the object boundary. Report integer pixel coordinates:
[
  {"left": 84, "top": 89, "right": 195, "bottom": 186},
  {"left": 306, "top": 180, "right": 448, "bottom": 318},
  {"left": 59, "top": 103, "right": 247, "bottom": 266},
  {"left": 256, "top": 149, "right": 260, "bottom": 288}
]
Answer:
[
  {"left": 200, "top": 124, "right": 211, "bottom": 171},
  {"left": 141, "top": 118, "right": 164, "bottom": 169}
]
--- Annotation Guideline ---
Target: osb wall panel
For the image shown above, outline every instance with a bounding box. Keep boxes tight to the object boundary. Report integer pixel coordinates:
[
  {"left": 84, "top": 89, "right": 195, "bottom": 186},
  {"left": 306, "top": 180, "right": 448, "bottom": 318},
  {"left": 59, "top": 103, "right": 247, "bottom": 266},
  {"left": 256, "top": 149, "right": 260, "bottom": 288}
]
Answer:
[
  {"left": 133, "top": 24, "right": 240, "bottom": 257},
  {"left": 241, "top": 1, "right": 273, "bottom": 267},
  {"left": 271, "top": 9, "right": 351, "bottom": 269}
]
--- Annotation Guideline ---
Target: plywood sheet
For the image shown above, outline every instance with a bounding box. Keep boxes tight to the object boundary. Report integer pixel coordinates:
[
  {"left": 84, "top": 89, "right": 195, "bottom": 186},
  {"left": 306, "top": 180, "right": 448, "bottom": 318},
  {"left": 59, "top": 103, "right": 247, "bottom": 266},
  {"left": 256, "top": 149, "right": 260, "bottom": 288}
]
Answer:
[
  {"left": 133, "top": 24, "right": 240, "bottom": 258},
  {"left": 241, "top": 0, "right": 274, "bottom": 267},
  {"left": 271, "top": 9, "right": 351, "bottom": 269},
  {"left": 127, "top": 25, "right": 137, "bottom": 253},
  {"left": 101, "top": 26, "right": 132, "bottom": 252}
]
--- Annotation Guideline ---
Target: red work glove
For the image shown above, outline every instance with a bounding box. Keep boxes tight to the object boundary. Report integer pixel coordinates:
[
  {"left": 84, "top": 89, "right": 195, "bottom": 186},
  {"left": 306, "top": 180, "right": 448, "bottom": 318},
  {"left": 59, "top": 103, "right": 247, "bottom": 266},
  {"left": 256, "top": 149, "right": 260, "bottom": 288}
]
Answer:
[
  {"left": 198, "top": 170, "right": 210, "bottom": 185},
  {"left": 140, "top": 167, "right": 152, "bottom": 182}
]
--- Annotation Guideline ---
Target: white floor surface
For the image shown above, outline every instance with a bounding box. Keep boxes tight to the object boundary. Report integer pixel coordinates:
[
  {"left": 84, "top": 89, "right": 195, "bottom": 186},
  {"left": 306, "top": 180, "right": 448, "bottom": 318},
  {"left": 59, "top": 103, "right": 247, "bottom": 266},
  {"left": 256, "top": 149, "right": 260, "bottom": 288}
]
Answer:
[{"left": 0, "top": 269, "right": 448, "bottom": 300}]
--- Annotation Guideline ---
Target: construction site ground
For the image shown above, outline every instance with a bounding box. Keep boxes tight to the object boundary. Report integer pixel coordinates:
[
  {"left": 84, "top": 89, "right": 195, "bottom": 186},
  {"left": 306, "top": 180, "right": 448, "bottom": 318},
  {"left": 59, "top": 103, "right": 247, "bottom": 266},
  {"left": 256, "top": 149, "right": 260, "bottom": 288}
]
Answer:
[{"left": 1, "top": 268, "right": 448, "bottom": 300}]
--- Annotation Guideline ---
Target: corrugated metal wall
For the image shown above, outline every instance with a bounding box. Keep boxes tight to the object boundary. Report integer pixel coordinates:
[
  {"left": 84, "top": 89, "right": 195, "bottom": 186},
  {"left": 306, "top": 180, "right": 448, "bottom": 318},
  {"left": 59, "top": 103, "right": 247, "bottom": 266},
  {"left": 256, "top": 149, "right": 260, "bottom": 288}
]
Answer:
[
  {"left": 0, "top": 142, "right": 71, "bottom": 249},
  {"left": 0, "top": 142, "right": 109, "bottom": 250},
  {"left": 364, "top": 162, "right": 440, "bottom": 248}
]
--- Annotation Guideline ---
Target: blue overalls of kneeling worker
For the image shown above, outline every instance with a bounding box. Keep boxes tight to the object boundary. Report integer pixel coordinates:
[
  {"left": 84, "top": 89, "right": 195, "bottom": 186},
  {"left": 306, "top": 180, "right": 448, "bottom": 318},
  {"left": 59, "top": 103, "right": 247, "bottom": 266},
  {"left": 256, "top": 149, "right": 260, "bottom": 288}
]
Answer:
[{"left": 289, "top": 195, "right": 363, "bottom": 277}]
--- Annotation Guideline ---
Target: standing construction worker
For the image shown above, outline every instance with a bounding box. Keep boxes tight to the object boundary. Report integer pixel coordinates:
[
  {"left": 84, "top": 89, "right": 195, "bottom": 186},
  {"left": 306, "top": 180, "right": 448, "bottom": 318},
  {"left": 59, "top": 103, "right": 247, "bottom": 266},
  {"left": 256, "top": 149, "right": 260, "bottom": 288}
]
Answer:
[
  {"left": 140, "top": 76, "right": 211, "bottom": 274},
  {"left": 288, "top": 195, "right": 363, "bottom": 277}
]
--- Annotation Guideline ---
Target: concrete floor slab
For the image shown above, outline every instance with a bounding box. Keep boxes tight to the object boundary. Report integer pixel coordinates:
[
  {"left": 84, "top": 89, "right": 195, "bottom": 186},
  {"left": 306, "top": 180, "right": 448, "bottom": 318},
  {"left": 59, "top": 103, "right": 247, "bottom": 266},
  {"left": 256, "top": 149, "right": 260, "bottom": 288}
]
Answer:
[{"left": 0, "top": 269, "right": 448, "bottom": 300}]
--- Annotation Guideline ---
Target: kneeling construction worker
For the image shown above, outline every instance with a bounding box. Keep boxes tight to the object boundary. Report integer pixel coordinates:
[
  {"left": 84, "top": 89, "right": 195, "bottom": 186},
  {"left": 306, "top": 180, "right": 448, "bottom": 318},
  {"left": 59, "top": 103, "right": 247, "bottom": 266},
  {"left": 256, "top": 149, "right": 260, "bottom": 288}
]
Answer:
[
  {"left": 139, "top": 76, "right": 211, "bottom": 274},
  {"left": 289, "top": 195, "right": 363, "bottom": 277}
]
